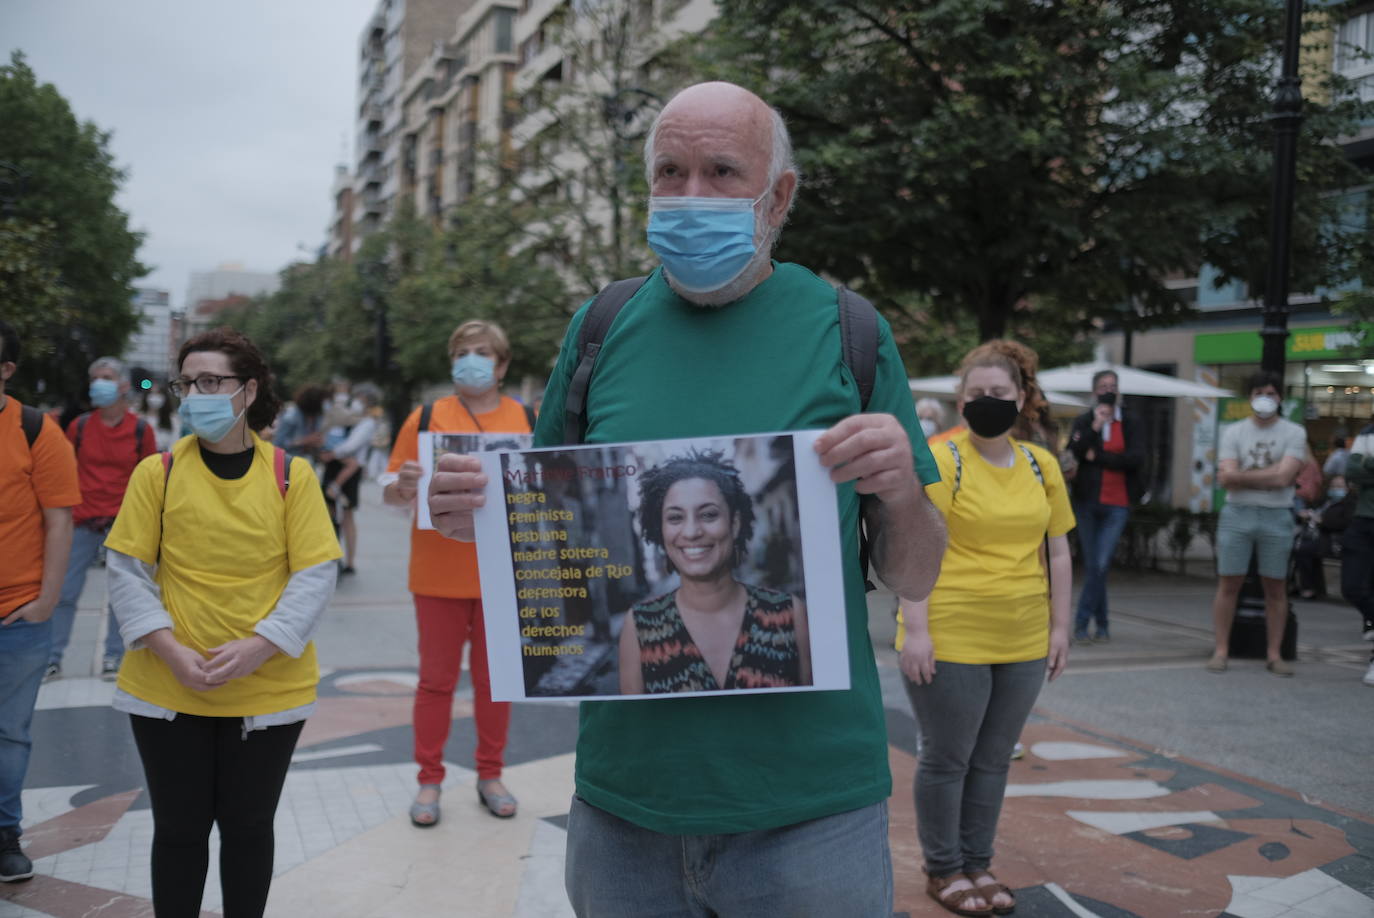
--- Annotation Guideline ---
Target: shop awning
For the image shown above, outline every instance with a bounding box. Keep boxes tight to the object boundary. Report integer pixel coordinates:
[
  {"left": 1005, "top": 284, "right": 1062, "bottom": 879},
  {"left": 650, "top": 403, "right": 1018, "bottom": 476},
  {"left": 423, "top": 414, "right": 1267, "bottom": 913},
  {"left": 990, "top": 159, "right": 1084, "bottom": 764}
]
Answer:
[
  {"left": 907, "top": 374, "right": 1089, "bottom": 409},
  {"left": 1036, "top": 363, "right": 1232, "bottom": 398}
]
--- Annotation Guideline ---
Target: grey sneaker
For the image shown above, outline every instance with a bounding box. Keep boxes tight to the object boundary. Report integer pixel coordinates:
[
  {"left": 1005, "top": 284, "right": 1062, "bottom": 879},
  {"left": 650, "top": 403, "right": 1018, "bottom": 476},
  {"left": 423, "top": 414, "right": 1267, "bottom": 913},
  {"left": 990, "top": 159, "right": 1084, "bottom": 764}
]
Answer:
[
  {"left": 0, "top": 826, "right": 33, "bottom": 882},
  {"left": 100, "top": 657, "right": 120, "bottom": 681},
  {"left": 41, "top": 663, "right": 60, "bottom": 683},
  {"left": 1363, "top": 660, "right": 1374, "bottom": 687}
]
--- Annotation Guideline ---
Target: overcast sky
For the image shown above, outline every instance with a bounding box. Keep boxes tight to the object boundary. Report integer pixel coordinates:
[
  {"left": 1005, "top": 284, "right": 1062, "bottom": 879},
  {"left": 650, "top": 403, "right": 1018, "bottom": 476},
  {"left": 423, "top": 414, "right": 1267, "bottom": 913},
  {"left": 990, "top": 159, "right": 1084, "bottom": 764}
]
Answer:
[{"left": 4, "top": 0, "right": 379, "bottom": 308}]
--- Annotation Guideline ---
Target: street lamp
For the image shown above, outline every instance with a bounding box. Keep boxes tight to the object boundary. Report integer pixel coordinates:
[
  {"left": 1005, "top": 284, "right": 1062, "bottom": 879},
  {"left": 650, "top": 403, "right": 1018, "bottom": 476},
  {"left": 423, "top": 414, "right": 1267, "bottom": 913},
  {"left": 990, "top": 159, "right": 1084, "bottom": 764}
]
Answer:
[{"left": 1260, "top": 0, "right": 1305, "bottom": 377}]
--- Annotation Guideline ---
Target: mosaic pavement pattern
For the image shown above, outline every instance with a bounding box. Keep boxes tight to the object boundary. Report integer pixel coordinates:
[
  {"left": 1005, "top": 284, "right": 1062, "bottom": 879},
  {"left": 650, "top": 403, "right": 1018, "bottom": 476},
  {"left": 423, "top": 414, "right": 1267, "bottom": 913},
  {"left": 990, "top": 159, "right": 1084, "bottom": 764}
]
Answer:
[{"left": 4, "top": 670, "right": 1372, "bottom": 917}]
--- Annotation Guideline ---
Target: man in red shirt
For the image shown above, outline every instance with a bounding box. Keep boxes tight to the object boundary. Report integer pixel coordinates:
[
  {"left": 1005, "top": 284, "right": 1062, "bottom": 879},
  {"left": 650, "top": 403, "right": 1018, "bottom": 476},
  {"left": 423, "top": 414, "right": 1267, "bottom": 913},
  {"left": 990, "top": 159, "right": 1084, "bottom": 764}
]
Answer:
[
  {"left": 45, "top": 357, "right": 157, "bottom": 681},
  {"left": 1067, "top": 369, "right": 1147, "bottom": 642}
]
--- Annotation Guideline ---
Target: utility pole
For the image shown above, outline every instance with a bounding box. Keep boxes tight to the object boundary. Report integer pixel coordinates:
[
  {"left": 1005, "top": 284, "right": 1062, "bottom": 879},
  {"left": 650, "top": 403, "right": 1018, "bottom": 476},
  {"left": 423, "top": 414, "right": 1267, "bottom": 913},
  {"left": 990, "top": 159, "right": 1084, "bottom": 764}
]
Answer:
[{"left": 1260, "top": 0, "right": 1305, "bottom": 376}]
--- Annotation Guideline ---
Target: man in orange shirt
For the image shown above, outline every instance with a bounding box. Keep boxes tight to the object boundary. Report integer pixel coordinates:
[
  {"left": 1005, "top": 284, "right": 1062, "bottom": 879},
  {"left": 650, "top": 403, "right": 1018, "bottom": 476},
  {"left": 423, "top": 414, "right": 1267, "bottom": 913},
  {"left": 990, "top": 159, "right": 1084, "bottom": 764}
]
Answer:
[
  {"left": 46, "top": 356, "right": 158, "bottom": 681},
  {"left": 0, "top": 319, "right": 81, "bottom": 883},
  {"left": 383, "top": 319, "right": 535, "bottom": 828}
]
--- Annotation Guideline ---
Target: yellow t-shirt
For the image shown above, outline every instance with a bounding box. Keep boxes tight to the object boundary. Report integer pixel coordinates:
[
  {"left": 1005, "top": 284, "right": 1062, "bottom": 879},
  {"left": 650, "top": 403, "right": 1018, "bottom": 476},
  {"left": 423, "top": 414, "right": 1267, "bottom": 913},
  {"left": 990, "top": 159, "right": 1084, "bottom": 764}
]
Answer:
[
  {"left": 106, "top": 434, "right": 341, "bottom": 716},
  {"left": 898, "top": 430, "right": 1075, "bottom": 663}
]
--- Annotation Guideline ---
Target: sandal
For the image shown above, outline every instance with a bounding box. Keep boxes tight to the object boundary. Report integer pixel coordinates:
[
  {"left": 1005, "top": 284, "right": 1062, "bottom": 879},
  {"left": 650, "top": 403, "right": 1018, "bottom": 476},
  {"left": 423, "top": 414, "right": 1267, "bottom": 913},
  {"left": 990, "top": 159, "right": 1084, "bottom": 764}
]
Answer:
[
  {"left": 926, "top": 872, "right": 992, "bottom": 916},
  {"left": 966, "top": 869, "right": 1016, "bottom": 915},
  {"left": 409, "top": 784, "right": 441, "bottom": 828},
  {"left": 476, "top": 779, "right": 518, "bottom": 818}
]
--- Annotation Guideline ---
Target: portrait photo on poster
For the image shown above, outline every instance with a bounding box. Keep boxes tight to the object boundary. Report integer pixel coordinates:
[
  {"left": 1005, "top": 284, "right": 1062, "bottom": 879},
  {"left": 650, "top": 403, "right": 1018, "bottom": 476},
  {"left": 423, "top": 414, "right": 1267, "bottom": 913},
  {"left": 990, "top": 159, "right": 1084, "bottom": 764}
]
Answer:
[
  {"left": 416, "top": 431, "right": 533, "bottom": 529},
  {"left": 473, "top": 431, "right": 848, "bottom": 702}
]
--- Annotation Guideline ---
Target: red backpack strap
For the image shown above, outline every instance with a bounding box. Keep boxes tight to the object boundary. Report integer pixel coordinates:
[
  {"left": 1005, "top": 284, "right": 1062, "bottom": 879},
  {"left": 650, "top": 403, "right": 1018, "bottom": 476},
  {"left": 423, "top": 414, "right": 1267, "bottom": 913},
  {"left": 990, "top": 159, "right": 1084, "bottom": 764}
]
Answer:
[
  {"left": 161, "top": 450, "right": 173, "bottom": 480},
  {"left": 273, "top": 446, "right": 289, "bottom": 498}
]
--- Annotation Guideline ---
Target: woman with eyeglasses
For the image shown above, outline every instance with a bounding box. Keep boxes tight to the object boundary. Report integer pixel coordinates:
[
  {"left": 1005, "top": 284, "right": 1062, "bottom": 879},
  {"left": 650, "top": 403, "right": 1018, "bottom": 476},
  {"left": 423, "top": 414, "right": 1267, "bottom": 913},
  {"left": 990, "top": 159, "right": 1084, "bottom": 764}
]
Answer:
[{"left": 105, "top": 328, "right": 340, "bottom": 917}]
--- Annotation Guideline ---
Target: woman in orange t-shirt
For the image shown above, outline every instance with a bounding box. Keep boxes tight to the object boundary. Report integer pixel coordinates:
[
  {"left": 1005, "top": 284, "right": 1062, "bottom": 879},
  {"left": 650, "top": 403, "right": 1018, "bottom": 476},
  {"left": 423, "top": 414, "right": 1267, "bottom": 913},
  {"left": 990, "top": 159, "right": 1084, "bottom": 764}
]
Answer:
[{"left": 383, "top": 320, "right": 533, "bottom": 827}]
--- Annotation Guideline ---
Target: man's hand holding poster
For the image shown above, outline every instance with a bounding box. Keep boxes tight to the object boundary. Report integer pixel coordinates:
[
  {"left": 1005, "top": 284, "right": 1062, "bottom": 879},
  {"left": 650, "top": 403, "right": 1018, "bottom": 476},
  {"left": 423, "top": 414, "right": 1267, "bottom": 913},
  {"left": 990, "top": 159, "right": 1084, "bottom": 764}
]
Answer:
[
  {"left": 416, "top": 431, "right": 532, "bottom": 529},
  {"left": 472, "top": 432, "right": 848, "bottom": 701}
]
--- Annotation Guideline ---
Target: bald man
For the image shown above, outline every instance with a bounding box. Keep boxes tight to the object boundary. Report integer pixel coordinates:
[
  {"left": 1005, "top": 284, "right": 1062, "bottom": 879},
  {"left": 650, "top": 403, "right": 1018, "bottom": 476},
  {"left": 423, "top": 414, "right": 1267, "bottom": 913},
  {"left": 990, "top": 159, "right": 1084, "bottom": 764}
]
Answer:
[{"left": 430, "top": 82, "right": 945, "bottom": 916}]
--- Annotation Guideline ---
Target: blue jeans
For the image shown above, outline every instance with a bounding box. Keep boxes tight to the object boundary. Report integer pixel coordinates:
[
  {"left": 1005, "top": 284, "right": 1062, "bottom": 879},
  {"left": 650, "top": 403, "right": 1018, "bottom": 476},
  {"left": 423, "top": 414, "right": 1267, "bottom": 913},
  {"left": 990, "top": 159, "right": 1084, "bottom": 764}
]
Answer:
[
  {"left": 1074, "top": 502, "right": 1131, "bottom": 638},
  {"left": 903, "top": 659, "right": 1045, "bottom": 876},
  {"left": 564, "top": 796, "right": 892, "bottom": 917},
  {"left": 0, "top": 619, "right": 52, "bottom": 830},
  {"left": 48, "top": 523, "right": 123, "bottom": 666}
]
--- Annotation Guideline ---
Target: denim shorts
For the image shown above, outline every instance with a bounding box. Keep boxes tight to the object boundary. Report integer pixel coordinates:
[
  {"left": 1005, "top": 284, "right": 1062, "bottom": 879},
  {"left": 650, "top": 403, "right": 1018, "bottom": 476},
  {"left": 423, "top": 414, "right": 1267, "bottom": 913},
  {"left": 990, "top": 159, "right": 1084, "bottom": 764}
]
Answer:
[{"left": 1216, "top": 503, "right": 1294, "bottom": 579}]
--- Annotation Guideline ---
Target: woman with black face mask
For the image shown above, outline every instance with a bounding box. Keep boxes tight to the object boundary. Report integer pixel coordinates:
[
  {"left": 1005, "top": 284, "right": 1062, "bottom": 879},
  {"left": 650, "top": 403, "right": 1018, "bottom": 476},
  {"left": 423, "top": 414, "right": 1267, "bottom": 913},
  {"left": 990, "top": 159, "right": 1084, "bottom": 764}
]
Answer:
[{"left": 895, "top": 340, "right": 1075, "bottom": 917}]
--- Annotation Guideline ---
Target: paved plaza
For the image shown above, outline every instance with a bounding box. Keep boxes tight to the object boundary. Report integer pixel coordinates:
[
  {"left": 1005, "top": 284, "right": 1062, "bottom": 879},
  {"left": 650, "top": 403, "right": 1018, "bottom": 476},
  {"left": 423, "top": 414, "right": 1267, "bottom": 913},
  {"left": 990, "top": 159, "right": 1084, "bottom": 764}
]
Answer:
[{"left": 6, "top": 483, "right": 1373, "bottom": 918}]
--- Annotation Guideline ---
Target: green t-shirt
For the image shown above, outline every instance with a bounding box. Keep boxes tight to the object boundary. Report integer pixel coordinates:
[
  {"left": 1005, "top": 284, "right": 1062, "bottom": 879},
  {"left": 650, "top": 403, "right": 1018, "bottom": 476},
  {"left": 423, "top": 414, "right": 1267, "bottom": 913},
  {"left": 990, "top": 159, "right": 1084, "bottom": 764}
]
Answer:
[{"left": 534, "top": 263, "right": 939, "bottom": 834}]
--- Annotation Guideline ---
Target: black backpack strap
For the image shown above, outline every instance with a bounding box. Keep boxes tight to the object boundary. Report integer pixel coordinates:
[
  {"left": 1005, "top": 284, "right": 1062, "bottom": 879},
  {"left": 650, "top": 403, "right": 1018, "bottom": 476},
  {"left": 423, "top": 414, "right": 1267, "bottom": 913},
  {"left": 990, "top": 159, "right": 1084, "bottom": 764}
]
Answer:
[
  {"left": 948, "top": 440, "right": 964, "bottom": 496},
  {"left": 836, "top": 286, "right": 879, "bottom": 411},
  {"left": 134, "top": 417, "right": 149, "bottom": 458},
  {"left": 418, "top": 402, "right": 434, "bottom": 433},
  {"left": 1018, "top": 443, "right": 1045, "bottom": 487},
  {"left": 74, "top": 412, "right": 91, "bottom": 454},
  {"left": 562, "top": 276, "right": 648, "bottom": 444},
  {"left": 523, "top": 402, "right": 537, "bottom": 432},
  {"left": 20, "top": 404, "right": 45, "bottom": 449}
]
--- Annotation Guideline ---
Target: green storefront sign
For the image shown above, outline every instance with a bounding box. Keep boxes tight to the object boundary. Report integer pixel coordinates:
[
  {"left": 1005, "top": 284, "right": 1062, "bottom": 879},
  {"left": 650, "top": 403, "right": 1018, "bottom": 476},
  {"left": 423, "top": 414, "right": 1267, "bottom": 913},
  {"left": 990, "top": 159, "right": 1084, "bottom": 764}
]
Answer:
[{"left": 1194, "top": 325, "right": 1365, "bottom": 364}]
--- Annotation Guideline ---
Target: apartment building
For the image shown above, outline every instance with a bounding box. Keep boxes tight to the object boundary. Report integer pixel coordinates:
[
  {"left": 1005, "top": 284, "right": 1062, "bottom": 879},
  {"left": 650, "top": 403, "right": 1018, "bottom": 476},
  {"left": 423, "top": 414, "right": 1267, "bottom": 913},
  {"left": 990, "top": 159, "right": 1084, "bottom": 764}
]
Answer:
[
  {"left": 184, "top": 264, "right": 281, "bottom": 335},
  {"left": 332, "top": 0, "right": 715, "bottom": 253},
  {"left": 121, "top": 288, "right": 175, "bottom": 382},
  {"left": 395, "top": 1, "right": 520, "bottom": 222},
  {"left": 332, "top": 0, "right": 473, "bottom": 259}
]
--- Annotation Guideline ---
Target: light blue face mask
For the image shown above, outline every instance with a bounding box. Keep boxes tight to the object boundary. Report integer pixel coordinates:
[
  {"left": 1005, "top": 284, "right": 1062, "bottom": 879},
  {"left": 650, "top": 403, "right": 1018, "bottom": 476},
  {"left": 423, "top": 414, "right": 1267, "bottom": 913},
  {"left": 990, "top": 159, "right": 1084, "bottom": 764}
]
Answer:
[
  {"left": 178, "top": 388, "right": 245, "bottom": 442},
  {"left": 646, "top": 193, "right": 768, "bottom": 294},
  {"left": 452, "top": 353, "right": 496, "bottom": 391},
  {"left": 89, "top": 378, "right": 120, "bottom": 407},
  {"left": 1327, "top": 488, "right": 1348, "bottom": 501}
]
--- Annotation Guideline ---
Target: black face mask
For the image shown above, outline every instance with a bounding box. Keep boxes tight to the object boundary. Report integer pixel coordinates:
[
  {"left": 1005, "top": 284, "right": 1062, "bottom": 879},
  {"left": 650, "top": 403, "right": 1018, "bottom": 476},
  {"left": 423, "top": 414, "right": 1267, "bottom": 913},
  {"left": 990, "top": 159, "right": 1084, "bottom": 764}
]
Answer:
[
  {"left": 962, "top": 396, "right": 1019, "bottom": 438},
  {"left": 1097, "top": 391, "right": 1117, "bottom": 406}
]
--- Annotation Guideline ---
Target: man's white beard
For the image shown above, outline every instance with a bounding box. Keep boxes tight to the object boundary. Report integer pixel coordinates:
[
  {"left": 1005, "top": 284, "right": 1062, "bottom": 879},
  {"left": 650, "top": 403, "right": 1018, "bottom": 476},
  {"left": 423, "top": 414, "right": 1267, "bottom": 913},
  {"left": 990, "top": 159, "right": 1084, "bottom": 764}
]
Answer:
[{"left": 665, "top": 228, "right": 778, "bottom": 308}]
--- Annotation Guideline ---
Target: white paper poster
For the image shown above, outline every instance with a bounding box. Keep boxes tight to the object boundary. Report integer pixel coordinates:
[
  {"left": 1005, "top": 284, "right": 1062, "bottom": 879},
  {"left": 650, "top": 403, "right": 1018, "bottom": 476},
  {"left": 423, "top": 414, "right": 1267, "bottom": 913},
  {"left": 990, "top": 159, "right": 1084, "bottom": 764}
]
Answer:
[
  {"left": 472, "top": 431, "right": 849, "bottom": 701},
  {"left": 416, "top": 431, "right": 533, "bottom": 529}
]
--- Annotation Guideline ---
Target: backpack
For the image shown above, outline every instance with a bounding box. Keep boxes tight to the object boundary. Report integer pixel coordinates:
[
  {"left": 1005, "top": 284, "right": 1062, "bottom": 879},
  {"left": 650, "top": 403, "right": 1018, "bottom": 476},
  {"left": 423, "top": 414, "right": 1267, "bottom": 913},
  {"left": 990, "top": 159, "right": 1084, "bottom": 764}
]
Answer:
[
  {"left": 560, "top": 277, "right": 879, "bottom": 444},
  {"left": 418, "top": 399, "right": 537, "bottom": 434},
  {"left": 74, "top": 411, "right": 151, "bottom": 462},
  {"left": 20, "top": 403, "right": 46, "bottom": 449},
  {"left": 155, "top": 444, "right": 290, "bottom": 563},
  {"left": 946, "top": 440, "right": 1046, "bottom": 496},
  {"left": 946, "top": 438, "right": 1055, "bottom": 588},
  {"left": 557, "top": 276, "right": 884, "bottom": 587}
]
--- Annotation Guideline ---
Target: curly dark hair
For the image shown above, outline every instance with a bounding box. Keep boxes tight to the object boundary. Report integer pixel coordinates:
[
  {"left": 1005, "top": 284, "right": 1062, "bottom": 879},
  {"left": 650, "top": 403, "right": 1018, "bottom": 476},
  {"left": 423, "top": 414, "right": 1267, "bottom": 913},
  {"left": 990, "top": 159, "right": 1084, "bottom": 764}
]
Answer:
[
  {"left": 177, "top": 327, "right": 282, "bottom": 432},
  {"left": 292, "top": 383, "right": 329, "bottom": 419},
  {"left": 637, "top": 449, "right": 756, "bottom": 564}
]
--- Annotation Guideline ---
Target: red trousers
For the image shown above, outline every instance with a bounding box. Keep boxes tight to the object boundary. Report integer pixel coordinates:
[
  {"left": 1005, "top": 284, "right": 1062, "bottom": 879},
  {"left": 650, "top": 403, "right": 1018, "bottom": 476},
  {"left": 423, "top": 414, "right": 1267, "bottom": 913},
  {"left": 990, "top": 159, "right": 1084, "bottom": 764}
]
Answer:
[{"left": 413, "top": 595, "right": 510, "bottom": 784}]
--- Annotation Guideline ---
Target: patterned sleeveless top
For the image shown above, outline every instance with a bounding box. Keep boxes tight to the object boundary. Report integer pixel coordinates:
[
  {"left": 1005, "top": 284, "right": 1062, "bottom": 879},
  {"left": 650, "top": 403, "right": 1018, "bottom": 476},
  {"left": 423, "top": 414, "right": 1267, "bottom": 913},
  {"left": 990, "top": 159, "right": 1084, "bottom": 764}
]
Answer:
[{"left": 631, "top": 583, "right": 806, "bottom": 693}]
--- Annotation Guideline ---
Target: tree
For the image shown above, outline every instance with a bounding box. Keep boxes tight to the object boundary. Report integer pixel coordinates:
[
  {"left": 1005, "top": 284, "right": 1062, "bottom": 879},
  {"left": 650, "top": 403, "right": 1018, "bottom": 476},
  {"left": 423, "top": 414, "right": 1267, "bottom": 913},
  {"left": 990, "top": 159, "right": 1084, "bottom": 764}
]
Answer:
[
  {"left": 0, "top": 52, "right": 146, "bottom": 403},
  {"left": 701, "top": 1, "right": 1374, "bottom": 346},
  {"left": 502, "top": 0, "right": 692, "bottom": 296}
]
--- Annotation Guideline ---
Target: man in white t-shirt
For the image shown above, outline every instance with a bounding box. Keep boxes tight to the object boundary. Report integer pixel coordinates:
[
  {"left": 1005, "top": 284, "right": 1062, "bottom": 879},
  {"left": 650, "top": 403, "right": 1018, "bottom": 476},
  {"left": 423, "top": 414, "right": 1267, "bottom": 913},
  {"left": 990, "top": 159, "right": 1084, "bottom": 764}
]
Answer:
[{"left": 1208, "top": 371, "right": 1306, "bottom": 676}]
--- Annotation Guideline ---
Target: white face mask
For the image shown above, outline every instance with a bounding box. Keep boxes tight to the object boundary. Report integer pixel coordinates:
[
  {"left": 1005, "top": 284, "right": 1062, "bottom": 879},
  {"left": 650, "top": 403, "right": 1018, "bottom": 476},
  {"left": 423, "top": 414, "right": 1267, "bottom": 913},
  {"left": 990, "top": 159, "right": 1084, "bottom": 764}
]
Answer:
[
  {"left": 147, "top": 394, "right": 165, "bottom": 410},
  {"left": 1251, "top": 395, "right": 1279, "bottom": 418}
]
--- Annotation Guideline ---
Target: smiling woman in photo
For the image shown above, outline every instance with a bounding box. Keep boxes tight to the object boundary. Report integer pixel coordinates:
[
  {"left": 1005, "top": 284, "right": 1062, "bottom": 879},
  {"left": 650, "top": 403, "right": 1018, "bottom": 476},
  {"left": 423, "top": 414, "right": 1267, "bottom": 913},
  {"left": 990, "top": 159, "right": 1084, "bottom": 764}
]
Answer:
[{"left": 619, "top": 450, "right": 811, "bottom": 694}]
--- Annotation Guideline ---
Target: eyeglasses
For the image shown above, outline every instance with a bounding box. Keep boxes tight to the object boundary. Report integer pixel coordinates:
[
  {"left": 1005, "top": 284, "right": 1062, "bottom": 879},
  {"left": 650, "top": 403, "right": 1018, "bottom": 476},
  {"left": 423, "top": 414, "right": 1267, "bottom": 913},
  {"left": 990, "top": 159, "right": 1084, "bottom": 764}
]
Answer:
[{"left": 169, "top": 374, "right": 245, "bottom": 398}]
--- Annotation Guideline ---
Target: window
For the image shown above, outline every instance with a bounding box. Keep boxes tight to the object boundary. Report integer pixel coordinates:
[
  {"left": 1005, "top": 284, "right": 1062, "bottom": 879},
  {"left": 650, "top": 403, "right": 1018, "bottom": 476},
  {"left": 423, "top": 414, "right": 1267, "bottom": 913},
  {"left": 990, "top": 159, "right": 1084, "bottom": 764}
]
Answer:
[
  {"left": 494, "top": 8, "right": 514, "bottom": 54},
  {"left": 1336, "top": 13, "right": 1374, "bottom": 101}
]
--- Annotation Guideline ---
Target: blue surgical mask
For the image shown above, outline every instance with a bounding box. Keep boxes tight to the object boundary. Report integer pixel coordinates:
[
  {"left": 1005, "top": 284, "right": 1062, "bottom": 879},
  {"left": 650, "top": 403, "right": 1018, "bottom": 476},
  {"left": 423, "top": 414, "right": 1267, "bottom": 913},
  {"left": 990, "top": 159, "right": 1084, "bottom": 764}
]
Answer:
[
  {"left": 178, "top": 388, "right": 245, "bottom": 442},
  {"left": 89, "top": 379, "right": 120, "bottom": 407},
  {"left": 646, "top": 194, "right": 766, "bottom": 294},
  {"left": 452, "top": 353, "right": 496, "bottom": 390},
  {"left": 1327, "top": 488, "right": 1348, "bottom": 501}
]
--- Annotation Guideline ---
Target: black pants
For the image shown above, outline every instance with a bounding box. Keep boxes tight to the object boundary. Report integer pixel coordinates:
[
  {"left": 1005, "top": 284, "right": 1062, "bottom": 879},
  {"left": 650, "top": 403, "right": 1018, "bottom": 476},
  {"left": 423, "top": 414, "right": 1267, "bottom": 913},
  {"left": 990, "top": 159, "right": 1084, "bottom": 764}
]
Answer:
[
  {"left": 130, "top": 714, "right": 303, "bottom": 918},
  {"left": 1342, "top": 518, "right": 1374, "bottom": 630}
]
